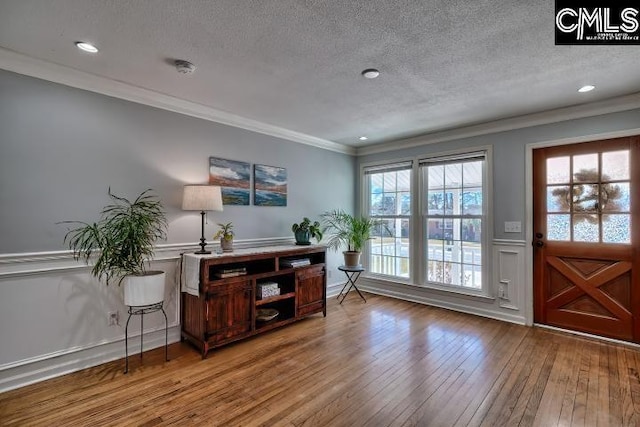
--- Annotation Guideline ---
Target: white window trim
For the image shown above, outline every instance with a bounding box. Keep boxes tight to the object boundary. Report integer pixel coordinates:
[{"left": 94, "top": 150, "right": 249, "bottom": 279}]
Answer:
[{"left": 360, "top": 146, "right": 493, "bottom": 298}]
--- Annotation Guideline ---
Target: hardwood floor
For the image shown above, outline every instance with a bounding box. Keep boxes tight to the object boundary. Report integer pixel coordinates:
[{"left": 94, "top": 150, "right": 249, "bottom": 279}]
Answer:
[{"left": 2, "top": 294, "right": 640, "bottom": 426}]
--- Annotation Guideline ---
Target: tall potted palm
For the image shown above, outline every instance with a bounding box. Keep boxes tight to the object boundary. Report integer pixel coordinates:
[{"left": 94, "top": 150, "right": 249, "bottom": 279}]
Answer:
[
  {"left": 61, "top": 188, "right": 168, "bottom": 306},
  {"left": 320, "top": 209, "right": 381, "bottom": 267}
]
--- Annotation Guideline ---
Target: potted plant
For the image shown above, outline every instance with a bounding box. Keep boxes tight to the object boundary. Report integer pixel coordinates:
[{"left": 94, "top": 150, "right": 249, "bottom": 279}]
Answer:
[
  {"left": 214, "top": 222, "right": 234, "bottom": 252},
  {"left": 291, "top": 217, "right": 323, "bottom": 245},
  {"left": 320, "top": 209, "right": 383, "bottom": 267},
  {"left": 61, "top": 188, "right": 168, "bottom": 306}
]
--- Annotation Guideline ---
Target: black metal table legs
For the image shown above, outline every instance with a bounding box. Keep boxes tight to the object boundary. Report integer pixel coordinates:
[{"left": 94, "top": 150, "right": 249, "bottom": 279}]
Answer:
[
  {"left": 337, "top": 270, "right": 366, "bottom": 304},
  {"left": 124, "top": 301, "right": 169, "bottom": 374}
]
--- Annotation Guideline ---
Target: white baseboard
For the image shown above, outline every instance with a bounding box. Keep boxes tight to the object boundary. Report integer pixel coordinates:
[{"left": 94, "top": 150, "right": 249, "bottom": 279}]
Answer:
[
  {"left": 358, "top": 284, "right": 526, "bottom": 325},
  {"left": 0, "top": 326, "right": 181, "bottom": 392}
]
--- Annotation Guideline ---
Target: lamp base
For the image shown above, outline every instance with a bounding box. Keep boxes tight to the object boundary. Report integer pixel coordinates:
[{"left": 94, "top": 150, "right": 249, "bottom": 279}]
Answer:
[{"left": 194, "top": 249, "right": 211, "bottom": 255}]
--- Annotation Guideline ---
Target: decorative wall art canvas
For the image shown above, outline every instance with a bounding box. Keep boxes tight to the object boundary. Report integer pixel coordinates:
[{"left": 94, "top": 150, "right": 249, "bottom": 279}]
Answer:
[
  {"left": 209, "top": 157, "right": 251, "bottom": 205},
  {"left": 254, "top": 164, "right": 287, "bottom": 207}
]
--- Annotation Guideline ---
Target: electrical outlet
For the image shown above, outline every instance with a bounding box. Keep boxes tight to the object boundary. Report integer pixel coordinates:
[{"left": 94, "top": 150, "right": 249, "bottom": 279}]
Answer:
[
  {"left": 504, "top": 221, "right": 521, "bottom": 233},
  {"left": 108, "top": 311, "right": 119, "bottom": 326}
]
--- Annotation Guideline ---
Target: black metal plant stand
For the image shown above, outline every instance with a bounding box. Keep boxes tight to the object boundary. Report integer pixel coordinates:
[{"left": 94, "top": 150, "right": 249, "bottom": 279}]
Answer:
[{"left": 124, "top": 301, "right": 168, "bottom": 374}]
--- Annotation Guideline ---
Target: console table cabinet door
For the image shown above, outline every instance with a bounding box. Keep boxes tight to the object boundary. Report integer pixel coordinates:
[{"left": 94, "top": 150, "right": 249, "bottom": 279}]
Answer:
[
  {"left": 206, "top": 282, "right": 253, "bottom": 343},
  {"left": 296, "top": 265, "right": 325, "bottom": 316}
]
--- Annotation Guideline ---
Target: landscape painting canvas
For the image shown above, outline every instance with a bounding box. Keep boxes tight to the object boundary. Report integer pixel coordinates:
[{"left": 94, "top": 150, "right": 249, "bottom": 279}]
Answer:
[
  {"left": 209, "top": 157, "right": 251, "bottom": 205},
  {"left": 254, "top": 164, "right": 287, "bottom": 207}
]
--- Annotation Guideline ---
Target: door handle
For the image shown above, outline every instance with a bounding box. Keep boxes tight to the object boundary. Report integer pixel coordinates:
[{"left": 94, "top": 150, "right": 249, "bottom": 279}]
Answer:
[
  {"left": 535, "top": 232, "right": 543, "bottom": 239},
  {"left": 534, "top": 240, "right": 544, "bottom": 247}
]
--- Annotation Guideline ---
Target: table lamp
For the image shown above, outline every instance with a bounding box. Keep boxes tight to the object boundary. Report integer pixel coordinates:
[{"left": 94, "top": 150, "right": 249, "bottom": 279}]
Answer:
[{"left": 182, "top": 185, "right": 223, "bottom": 254}]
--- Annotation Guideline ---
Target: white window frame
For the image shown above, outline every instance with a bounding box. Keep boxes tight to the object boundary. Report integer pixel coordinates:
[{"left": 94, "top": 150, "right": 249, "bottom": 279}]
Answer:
[
  {"left": 418, "top": 149, "right": 492, "bottom": 297},
  {"left": 360, "top": 146, "right": 493, "bottom": 298},
  {"left": 361, "top": 159, "right": 414, "bottom": 282}
]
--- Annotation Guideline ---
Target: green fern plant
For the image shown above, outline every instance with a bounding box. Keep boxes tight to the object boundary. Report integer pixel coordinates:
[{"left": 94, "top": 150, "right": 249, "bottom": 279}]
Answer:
[{"left": 60, "top": 188, "right": 167, "bottom": 286}]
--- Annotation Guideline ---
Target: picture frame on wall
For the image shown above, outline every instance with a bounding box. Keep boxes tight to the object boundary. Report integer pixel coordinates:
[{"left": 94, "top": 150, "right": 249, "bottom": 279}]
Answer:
[
  {"left": 254, "top": 164, "right": 287, "bottom": 207},
  {"left": 209, "top": 157, "right": 251, "bottom": 205}
]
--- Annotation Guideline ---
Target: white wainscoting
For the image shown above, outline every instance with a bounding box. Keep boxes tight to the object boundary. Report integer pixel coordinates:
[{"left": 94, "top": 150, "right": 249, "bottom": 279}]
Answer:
[
  {"left": 356, "top": 239, "right": 528, "bottom": 325},
  {"left": 0, "top": 237, "right": 305, "bottom": 392}
]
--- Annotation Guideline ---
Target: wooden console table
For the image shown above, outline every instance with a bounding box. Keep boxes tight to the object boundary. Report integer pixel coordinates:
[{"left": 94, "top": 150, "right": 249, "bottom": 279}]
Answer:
[{"left": 181, "top": 245, "right": 326, "bottom": 358}]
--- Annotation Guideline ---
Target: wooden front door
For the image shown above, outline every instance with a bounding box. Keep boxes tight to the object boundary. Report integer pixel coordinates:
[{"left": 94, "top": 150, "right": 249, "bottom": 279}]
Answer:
[{"left": 533, "top": 136, "right": 640, "bottom": 342}]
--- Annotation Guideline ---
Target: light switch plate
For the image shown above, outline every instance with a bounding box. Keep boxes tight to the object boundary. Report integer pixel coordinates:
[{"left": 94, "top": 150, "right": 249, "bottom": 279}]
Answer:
[{"left": 504, "top": 221, "right": 521, "bottom": 233}]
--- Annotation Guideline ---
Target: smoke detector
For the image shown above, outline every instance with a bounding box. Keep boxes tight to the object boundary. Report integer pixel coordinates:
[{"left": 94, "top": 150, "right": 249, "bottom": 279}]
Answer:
[{"left": 175, "top": 60, "right": 196, "bottom": 74}]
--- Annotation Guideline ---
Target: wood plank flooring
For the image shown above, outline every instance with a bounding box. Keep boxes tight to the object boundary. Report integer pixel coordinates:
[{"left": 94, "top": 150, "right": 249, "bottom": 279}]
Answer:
[{"left": 2, "top": 294, "right": 640, "bottom": 426}]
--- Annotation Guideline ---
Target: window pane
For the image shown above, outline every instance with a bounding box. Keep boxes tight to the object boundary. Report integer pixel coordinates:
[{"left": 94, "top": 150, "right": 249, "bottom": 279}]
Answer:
[
  {"left": 370, "top": 193, "right": 383, "bottom": 216},
  {"left": 427, "top": 219, "right": 444, "bottom": 240},
  {"left": 602, "top": 182, "right": 630, "bottom": 212},
  {"left": 547, "top": 157, "right": 570, "bottom": 184},
  {"left": 462, "top": 189, "right": 482, "bottom": 215},
  {"left": 573, "top": 154, "right": 598, "bottom": 182},
  {"left": 602, "top": 150, "right": 629, "bottom": 181},
  {"left": 427, "top": 239, "right": 444, "bottom": 261},
  {"left": 463, "top": 161, "right": 483, "bottom": 187},
  {"left": 462, "top": 219, "right": 481, "bottom": 243},
  {"left": 370, "top": 174, "right": 383, "bottom": 193},
  {"left": 547, "top": 185, "right": 570, "bottom": 212},
  {"left": 602, "top": 214, "right": 631, "bottom": 244},
  {"left": 399, "top": 192, "right": 411, "bottom": 215},
  {"left": 573, "top": 214, "right": 599, "bottom": 242},
  {"left": 383, "top": 172, "right": 397, "bottom": 192},
  {"left": 382, "top": 193, "right": 396, "bottom": 215},
  {"left": 428, "top": 261, "right": 443, "bottom": 283},
  {"left": 427, "top": 191, "right": 445, "bottom": 216},
  {"left": 445, "top": 164, "right": 462, "bottom": 189},
  {"left": 548, "top": 214, "right": 570, "bottom": 241},
  {"left": 428, "top": 165, "right": 444, "bottom": 189},
  {"left": 397, "top": 170, "right": 411, "bottom": 191}
]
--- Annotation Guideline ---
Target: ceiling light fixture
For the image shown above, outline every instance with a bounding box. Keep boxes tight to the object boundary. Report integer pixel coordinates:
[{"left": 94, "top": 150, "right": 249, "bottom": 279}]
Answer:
[
  {"left": 175, "top": 59, "right": 196, "bottom": 74},
  {"left": 359, "top": 136, "right": 368, "bottom": 141},
  {"left": 578, "top": 85, "right": 595, "bottom": 93},
  {"left": 361, "top": 69, "right": 380, "bottom": 79},
  {"left": 75, "top": 42, "right": 98, "bottom": 53}
]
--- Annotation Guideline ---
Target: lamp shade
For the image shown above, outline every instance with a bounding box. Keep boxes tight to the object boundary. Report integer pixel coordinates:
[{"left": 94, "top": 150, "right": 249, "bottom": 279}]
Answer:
[{"left": 182, "top": 185, "right": 223, "bottom": 211}]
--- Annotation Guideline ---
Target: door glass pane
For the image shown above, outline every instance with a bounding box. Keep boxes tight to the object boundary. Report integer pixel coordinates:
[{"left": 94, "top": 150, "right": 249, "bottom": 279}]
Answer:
[
  {"left": 573, "top": 154, "right": 599, "bottom": 182},
  {"left": 547, "top": 214, "right": 570, "bottom": 241},
  {"left": 602, "top": 214, "right": 631, "bottom": 244},
  {"left": 602, "top": 182, "right": 630, "bottom": 212},
  {"left": 573, "top": 184, "right": 599, "bottom": 212},
  {"left": 573, "top": 214, "right": 599, "bottom": 242},
  {"left": 547, "top": 157, "right": 570, "bottom": 184},
  {"left": 547, "top": 186, "right": 570, "bottom": 212},
  {"left": 602, "top": 150, "right": 629, "bottom": 181},
  {"left": 547, "top": 157, "right": 571, "bottom": 184}
]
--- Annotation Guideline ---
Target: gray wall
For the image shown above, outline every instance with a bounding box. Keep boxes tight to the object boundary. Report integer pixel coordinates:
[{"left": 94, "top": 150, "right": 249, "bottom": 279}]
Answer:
[
  {"left": 0, "top": 70, "right": 355, "bottom": 253},
  {"left": 357, "top": 108, "right": 640, "bottom": 241}
]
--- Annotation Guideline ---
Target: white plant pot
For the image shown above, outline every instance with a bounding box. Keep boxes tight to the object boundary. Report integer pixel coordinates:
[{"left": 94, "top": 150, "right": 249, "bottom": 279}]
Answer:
[{"left": 123, "top": 271, "right": 166, "bottom": 306}]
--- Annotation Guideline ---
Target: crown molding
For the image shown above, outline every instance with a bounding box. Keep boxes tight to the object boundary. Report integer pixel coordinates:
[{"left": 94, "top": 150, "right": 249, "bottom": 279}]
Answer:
[
  {"left": 356, "top": 93, "right": 640, "bottom": 156},
  {"left": 0, "top": 48, "right": 355, "bottom": 156}
]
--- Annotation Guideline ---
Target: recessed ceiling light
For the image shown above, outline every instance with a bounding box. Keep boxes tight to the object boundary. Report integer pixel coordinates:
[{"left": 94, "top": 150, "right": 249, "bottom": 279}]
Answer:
[
  {"left": 361, "top": 69, "right": 380, "bottom": 79},
  {"left": 578, "top": 85, "right": 595, "bottom": 93},
  {"left": 75, "top": 42, "right": 98, "bottom": 53},
  {"left": 359, "top": 136, "right": 368, "bottom": 141}
]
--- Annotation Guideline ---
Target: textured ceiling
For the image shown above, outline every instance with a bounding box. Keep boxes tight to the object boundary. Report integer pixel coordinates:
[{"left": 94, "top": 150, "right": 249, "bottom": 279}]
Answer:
[{"left": 1, "top": 1, "right": 639, "bottom": 148}]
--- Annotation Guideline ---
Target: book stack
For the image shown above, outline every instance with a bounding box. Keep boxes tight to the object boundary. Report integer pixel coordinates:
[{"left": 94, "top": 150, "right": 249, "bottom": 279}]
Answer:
[
  {"left": 280, "top": 258, "right": 311, "bottom": 268},
  {"left": 257, "top": 281, "right": 280, "bottom": 299},
  {"left": 214, "top": 266, "right": 247, "bottom": 279}
]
